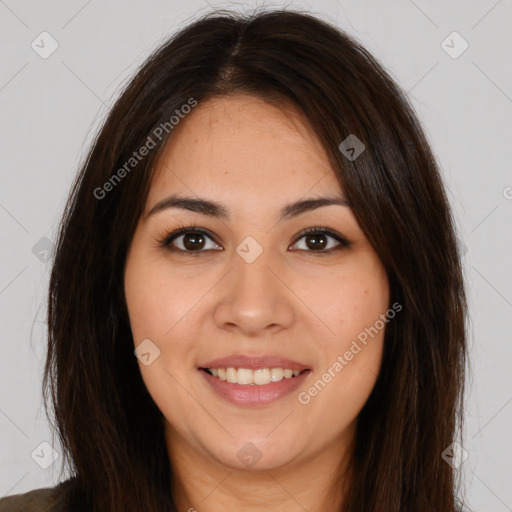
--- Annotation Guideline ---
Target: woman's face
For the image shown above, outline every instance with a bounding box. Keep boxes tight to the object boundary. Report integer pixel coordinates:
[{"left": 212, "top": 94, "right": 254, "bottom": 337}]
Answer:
[{"left": 124, "top": 94, "right": 389, "bottom": 472}]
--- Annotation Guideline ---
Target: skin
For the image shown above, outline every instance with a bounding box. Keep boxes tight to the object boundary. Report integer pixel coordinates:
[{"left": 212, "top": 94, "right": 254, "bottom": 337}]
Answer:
[{"left": 124, "top": 94, "right": 389, "bottom": 511}]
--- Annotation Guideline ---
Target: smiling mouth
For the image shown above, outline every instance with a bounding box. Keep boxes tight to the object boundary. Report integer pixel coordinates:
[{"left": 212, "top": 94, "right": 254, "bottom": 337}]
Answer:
[{"left": 200, "top": 367, "right": 308, "bottom": 386}]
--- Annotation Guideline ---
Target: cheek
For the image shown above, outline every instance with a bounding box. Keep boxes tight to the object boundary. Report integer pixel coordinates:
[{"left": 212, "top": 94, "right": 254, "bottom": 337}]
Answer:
[
  {"left": 299, "top": 284, "right": 388, "bottom": 433},
  {"left": 124, "top": 248, "right": 201, "bottom": 343},
  {"left": 124, "top": 245, "right": 210, "bottom": 392},
  {"left": 309, "top": 260, "right": 389, "bottom": 350},
  {"left": 301, "top": 255, "right": 389, "bottom": 410},
  {"left": 124, "top": 266, "right": 167, "bottom": 342},
  {"left": 124, "top": 248, "right": 201, "bottom": 427}
]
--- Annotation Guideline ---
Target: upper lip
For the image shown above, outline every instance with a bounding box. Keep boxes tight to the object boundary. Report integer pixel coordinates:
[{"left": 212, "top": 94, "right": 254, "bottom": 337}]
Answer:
[{"left": 199, "top": 354, "right": 310, "bottom": 371}]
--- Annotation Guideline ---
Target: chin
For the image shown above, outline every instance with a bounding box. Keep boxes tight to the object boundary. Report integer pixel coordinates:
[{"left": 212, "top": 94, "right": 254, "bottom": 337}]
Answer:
[{"left": 208, "top": 435, "right": 305, "bottom": 472}]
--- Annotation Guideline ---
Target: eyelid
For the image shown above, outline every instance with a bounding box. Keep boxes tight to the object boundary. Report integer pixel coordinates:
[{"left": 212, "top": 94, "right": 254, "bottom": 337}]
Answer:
[
  {"left": 159, "top": 225, "right": 222, "bottom": 253},
  {"left": 289, "top": 226, "right": 351, "bottom": 252},
  {"left": 158, "top": 225, "right": 351, "bottom": 254}
]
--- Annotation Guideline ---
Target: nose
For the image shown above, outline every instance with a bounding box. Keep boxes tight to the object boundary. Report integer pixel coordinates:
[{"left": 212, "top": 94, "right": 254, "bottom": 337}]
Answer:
[{"left": 213, "top": 248, "right": 295, "bottom": 337}]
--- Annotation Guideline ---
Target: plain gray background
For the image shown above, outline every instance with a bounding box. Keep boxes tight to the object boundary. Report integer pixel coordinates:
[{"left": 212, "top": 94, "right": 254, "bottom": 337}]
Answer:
[{"left": 1, "top": 0, "right": 511, "bottom": 510}]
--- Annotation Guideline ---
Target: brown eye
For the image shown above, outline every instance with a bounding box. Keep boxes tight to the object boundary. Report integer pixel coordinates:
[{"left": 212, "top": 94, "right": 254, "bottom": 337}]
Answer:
[
  {"left": 304, "top": 233, "right": 328, "bottom": 250},
  {"left": 181, "top": 232, "right": 206, "bottom": 251},
  {"left": 290, "top": 227, "right": 350, "bottom": 253},
  {"left": 162, "top": 227, "right": 223, "bottom": 254}
]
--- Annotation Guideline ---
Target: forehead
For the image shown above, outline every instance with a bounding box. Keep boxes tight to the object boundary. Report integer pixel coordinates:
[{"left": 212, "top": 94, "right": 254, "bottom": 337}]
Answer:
[{"left": 147, "top": 94, "right": 342, "bottom": 207}]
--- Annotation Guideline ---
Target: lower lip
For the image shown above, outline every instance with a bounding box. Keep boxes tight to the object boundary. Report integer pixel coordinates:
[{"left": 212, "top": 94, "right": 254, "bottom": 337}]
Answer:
[{"left": 199, "top": 369, "right": 311, "bottom": 406}]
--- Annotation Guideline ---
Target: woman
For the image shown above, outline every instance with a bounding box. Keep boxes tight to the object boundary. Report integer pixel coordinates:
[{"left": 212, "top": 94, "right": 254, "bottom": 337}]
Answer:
[{"left": 0, "top": 8, "right": 468, "bottom": 512}]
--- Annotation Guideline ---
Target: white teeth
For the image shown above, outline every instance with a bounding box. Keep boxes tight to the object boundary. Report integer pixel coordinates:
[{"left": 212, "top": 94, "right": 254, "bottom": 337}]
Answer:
[
  {"left": 253, "top": 368, "right": 271, "bottom": 385},
  {"left": 271, "top": 368, "right": 283, "bottom": 382},
  {"left": 226, "top": 367, "right": 237, "bottom": 383},
  {"left": 206, "top": 367, "right": 303, "bottom": 385},
  {"left": 237, "top": 368, "right": 253, "bottom": 385}
]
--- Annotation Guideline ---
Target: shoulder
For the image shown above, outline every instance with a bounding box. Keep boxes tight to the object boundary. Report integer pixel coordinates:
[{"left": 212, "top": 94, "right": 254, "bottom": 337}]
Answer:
[{"left": 0, "top": 479, "right": 74, "bottom": 512}]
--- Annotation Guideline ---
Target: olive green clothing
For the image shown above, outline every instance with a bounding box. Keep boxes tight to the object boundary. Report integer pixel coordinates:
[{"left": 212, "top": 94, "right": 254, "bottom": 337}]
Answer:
[
  {"left": 0, "top": 480, "right": 73, "bottom": 512},
  {"left": 0, "top": 481, "right": 467, "bottom": 511}
]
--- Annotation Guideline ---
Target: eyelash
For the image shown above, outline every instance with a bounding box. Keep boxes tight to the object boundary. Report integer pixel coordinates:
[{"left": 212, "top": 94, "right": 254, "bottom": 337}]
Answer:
[{"left": 157, "top": 224, "right": 351, "bottom": 256}]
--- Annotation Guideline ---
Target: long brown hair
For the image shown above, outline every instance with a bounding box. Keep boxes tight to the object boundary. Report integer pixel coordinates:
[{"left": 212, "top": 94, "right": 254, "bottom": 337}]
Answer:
[{"left": 44, "top": 9, "right": 468, "bottom": 511}]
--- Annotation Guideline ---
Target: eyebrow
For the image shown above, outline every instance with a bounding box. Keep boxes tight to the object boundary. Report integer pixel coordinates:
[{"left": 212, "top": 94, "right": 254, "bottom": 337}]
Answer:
[{"left": 145, "top": 193, "right": 350, "bottom": 222}]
